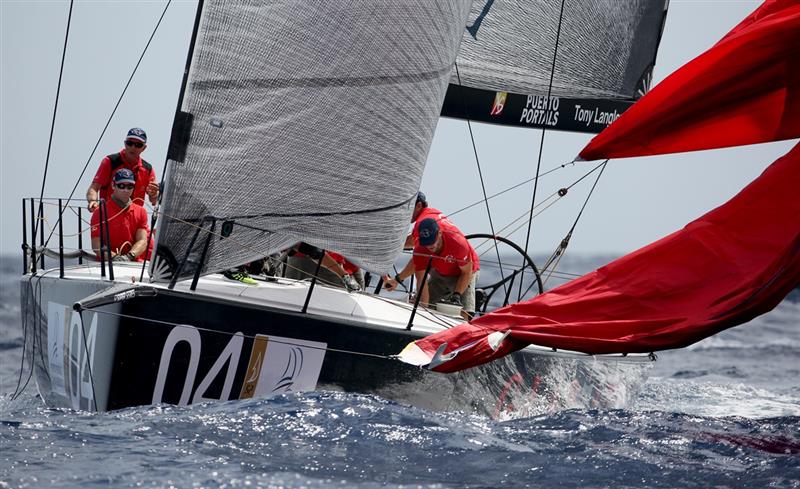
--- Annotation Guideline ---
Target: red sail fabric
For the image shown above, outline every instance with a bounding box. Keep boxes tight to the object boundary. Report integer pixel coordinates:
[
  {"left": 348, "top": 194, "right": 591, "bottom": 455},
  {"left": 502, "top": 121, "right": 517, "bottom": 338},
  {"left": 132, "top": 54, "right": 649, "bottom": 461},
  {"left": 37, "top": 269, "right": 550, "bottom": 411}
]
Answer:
[
  {"left": 579, "top": 0, "right": 800, "bottom": 161},
  {"left": 407, "top": 143, "right": 800, "bottom": 373}
]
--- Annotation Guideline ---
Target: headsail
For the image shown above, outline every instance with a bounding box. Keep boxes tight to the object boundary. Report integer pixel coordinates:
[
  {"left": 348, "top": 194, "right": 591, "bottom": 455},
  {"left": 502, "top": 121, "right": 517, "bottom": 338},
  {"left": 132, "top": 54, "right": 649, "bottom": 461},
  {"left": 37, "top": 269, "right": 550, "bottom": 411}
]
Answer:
[
  {"left": 401, "top": 143, "right": 800, "bottom": 372},
  {"left": 153, "top": 1, "right": 471, "bottom": 279},
  {"left": 442, "top": 0, "right": 668, "bottom": 133},
  {"left": 580, "top": 0, "right": 800, "bottom": 160}
]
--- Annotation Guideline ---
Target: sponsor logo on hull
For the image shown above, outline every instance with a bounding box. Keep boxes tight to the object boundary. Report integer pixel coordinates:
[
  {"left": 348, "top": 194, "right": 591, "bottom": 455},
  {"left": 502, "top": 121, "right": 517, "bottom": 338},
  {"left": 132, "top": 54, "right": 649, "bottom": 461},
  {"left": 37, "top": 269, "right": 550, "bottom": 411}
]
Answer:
[{"left": 153, "top": 326, "right": 326, "bottom": 406}]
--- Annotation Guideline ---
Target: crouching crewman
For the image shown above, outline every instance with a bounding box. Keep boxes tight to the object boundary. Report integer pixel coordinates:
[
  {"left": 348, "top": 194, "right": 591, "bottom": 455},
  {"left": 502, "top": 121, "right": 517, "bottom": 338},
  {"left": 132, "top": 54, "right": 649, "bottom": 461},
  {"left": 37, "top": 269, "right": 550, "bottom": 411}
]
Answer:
[{"left": 90, "top": 168, "right": 149, "bottom": 262}]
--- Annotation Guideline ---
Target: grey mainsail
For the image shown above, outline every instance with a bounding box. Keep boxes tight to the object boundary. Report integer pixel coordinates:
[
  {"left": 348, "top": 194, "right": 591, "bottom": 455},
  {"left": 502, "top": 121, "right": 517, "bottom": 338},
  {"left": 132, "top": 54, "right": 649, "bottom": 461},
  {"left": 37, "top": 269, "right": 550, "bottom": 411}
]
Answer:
[
  {"left": 442, "top": 0, "right": 669, "bottom": 132},
  {"left": 153, "top": 1, "right": 471, "bottom": 280}
]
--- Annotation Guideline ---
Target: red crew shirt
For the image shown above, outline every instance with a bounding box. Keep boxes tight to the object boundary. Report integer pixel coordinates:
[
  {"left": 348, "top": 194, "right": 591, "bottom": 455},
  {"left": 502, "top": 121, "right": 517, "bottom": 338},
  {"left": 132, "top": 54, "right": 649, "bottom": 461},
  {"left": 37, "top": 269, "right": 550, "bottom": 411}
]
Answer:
[
  {"left": 294, "top": 248, "right": 359, "bottom": 275},
  {"left": 413, "top": 228, "right": 480, "bottom": 277},
  {"left": 92, "top": 151, "right": 156, "bottom": 206},
  {"left": 327, "top": 251, "right": 360, "bottom": 275},
  {"left": 90, "top": 199, "right": 149, "bottom": 261}
]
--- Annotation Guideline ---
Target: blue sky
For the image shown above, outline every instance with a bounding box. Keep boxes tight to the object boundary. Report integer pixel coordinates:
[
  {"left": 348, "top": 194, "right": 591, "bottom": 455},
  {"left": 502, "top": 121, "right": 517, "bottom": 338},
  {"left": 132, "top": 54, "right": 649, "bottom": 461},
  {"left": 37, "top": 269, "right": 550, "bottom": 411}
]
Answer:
[{"left": 1, "top": 0, "right": 796, "bottom": 264}]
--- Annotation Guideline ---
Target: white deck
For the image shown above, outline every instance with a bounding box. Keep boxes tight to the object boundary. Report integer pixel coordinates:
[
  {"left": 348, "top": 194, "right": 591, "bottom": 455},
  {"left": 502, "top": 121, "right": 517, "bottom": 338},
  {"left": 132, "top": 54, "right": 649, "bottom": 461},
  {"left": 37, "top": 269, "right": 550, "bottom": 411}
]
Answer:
[
  {"left": 43, "top": 262, "right": 463, "bottom": 336},
  {"left": 31, "top": 263, "right": 653, "bottom": 363}
]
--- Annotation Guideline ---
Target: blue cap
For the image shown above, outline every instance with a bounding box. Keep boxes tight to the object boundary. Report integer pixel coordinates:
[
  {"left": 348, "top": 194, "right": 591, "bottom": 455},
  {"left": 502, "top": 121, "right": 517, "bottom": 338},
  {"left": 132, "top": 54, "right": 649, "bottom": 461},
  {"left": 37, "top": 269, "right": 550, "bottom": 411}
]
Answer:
[
  {"left": 113, "top": 168, "right": 136, "bottom": 185},
  {"left": 418, "top": 218, "right": 439, "bottom": 246},
  {"left": 416, "top": 191, "right": 427, "bottom": 205},
  {"left": 126, "top": 127, "right": 147, "bottom": 143}
]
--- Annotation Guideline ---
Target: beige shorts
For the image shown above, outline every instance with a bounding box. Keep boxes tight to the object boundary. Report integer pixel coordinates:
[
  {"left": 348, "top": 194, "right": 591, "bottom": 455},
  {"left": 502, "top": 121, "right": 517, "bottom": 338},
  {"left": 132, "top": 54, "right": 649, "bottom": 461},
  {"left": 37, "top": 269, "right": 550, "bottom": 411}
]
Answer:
[{"left": 426, "top": 269, "right": 479, "bottom": 313}]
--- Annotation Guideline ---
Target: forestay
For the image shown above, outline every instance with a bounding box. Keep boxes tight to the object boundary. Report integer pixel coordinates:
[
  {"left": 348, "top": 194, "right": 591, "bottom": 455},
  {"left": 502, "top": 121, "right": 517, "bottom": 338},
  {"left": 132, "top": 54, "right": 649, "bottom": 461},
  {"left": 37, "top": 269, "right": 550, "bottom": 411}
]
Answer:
[
  {"left": 153, "top": 1, "right": 471, "bottom": 280},
  {"left": 442, "top": 0, "right": 668, "bottom": 132}
]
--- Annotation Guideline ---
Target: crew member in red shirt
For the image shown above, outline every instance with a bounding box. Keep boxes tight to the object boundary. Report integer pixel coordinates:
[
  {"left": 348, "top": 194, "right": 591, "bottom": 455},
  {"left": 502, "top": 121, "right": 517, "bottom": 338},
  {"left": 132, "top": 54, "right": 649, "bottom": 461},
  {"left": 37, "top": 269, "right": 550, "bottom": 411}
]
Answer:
[
  {"left": 90, "top": 168, "right": 150, "bottom": 262},
  {"left": 402, "top": 192, "right": 452, "bottom": 249},
  {"left": 385, "top": 192, "right": 462, "bottom": 290},
  {"left": 86, "top": 127, "right": 158, "bottom": 211},
  {"left": 386, "top": 217, "right": 479, "bottom": 315},
  {"left": 285, "top": 243, "right": 362, "bottom": 292}
]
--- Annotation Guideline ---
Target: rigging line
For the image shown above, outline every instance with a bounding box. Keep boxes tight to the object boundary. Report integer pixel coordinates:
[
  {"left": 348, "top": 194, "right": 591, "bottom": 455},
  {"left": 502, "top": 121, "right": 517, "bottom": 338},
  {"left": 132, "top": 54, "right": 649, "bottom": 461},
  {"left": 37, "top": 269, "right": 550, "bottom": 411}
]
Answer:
[
  {"left": 446, "top": 160, "right": 575, "bottom": 218},
  {"left": 155, "top": 211, "right": 384, "bottom": 293},
  {"left": 454, "top": 61, "right": 507, "bottom": 297},
  {"left": 35, "top": 0, "right": 74, "bottom": 239},
  {"left": 540, "top": 159, "right": 609, "bottom": 272},
  {"left": 81, "top": 307, "right": 403, "bottom": 361},
  {"left": 519, "top": 160, "right": 610, "bottom": 298},
  {"left": 519, "top": 0, "right": 567, "bottom": 302},
  {"left": 153, "top": 210, "right": 352, "bottom": 291},
  {"left": 10, "top": 279, "right": 33, "bottom": 400},
  {"left": 474, "top": 160, "right": 606, "bottom": 250},
  {"left": 43, "top": 0, "right": 173, "bottom": 250},
  {"left": 12, "top": 272, "right": 52, "bottom": 401}
]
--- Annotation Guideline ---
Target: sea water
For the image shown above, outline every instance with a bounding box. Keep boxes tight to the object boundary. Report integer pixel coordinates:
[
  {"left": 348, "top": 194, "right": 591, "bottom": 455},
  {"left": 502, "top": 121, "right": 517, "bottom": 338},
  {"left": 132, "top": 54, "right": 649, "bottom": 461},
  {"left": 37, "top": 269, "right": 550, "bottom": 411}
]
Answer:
[{"left": 1, "top": 255, "right": 798, "bottom": 488}]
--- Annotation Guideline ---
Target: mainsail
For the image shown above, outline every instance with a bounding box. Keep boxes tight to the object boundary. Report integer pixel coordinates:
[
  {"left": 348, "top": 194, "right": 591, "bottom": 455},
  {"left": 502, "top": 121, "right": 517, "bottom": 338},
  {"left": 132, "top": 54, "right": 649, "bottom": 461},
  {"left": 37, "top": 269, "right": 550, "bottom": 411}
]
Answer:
[
  {"left": 400, "top": 0, "right": 800, "bottom": 372},
  {"left": 442, "top": 0, "right": 668, "bottom": 132},
  {"left": 153, "top": 1, "right": 471, "bottom": 279}
]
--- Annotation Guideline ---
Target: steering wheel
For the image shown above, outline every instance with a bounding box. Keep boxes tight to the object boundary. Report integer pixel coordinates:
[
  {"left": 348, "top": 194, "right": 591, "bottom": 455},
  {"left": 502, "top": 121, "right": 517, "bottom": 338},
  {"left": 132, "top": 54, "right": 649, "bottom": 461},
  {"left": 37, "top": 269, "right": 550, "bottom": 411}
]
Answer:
[{"left": 465, "top": 233, "right": 544, "bottom": 315}]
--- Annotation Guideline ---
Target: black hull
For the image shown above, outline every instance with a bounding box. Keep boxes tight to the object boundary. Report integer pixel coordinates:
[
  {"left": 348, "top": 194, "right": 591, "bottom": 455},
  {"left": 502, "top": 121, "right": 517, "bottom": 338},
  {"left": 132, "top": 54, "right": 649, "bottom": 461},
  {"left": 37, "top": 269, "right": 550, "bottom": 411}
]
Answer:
[{"left": 21, "top": 269, "right": 652, "bottom": 418}]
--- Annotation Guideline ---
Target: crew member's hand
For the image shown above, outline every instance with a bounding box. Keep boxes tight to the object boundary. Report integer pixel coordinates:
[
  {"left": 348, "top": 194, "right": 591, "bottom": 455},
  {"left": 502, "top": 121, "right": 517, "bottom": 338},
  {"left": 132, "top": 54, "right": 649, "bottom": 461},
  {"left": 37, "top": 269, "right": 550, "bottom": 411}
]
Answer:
[
  {"left": 383, "top": 274, "right": 398, "bottom": 291},
  {"left": 441, "top": 292, "right": 463, "bottom": 306},
  {"left": 343, "top": 274, "right": 361, "bottom": 293},
  {"left": 112, "top": 254, "right": 131, "bottom": 262},
  {"left": 146, "top": 182, "right": 159, "bottom": 197},
  {"left": 88, "top": 200, "right": 99, "bottom": 212}
]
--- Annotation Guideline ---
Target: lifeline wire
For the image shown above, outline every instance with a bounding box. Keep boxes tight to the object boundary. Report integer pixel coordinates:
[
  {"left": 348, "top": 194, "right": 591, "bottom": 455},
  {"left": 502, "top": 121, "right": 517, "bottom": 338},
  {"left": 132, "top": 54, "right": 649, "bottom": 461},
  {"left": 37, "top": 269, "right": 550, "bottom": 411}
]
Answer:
[{"left": 80, "top": 307, "right": 401, "bottom": 361}]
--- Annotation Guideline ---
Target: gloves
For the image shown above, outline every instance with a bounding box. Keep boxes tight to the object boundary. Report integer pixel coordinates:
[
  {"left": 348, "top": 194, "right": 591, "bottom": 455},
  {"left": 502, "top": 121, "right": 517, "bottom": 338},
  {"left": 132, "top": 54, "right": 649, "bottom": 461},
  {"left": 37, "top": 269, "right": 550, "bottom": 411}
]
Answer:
[
  {"left": 343, "top": 274, "right": 362, "bottom": 293},
  {"left": 112, "top": 254, "right": 131, "bottom": 262},
  {"left": 441, "top": 292, "right": 462, "bottom": 306}
]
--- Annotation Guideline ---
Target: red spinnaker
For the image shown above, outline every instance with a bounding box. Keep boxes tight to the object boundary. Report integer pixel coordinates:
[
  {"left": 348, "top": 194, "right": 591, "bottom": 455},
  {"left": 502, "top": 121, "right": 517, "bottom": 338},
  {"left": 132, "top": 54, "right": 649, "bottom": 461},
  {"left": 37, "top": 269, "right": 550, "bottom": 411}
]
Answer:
[
  {"left": 406, "top": 143, "right": 800, "bottom": 372},
  {"left": 579, "top": 0, "right": 800, "bottom": 161}
]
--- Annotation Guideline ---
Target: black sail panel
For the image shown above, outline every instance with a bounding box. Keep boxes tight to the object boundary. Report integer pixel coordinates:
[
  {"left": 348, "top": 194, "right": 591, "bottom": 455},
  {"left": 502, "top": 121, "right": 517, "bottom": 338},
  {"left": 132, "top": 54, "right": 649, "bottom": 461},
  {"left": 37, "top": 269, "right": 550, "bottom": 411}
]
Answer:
[{"left": 442, "top": 0, "right": 669, "bottom": 133}]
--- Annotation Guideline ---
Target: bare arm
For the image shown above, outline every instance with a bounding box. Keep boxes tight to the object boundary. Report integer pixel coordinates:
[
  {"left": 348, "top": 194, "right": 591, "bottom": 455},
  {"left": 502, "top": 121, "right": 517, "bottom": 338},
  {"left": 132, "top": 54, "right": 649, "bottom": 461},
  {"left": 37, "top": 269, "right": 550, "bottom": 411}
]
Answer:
[
  {"left": 146, "top": 173, "right": 159, "bottom": 205},
  {"left": 129, "top": 228, "right": 148, "bottom": 259},
  {"left": 86, "top": 182, "right": 101, "bottom": 211},
  {"left": 321, "top": 252, "right": 347, "bottom": 278},
  {"left": 383, "top": 259, "right": 415, "bottom": 291},
  {"left": 453, "top": 260, "right": 474, "bottom": 295},
  {"left": 91, "top": 236, "right": 102, "bottom": 257}
]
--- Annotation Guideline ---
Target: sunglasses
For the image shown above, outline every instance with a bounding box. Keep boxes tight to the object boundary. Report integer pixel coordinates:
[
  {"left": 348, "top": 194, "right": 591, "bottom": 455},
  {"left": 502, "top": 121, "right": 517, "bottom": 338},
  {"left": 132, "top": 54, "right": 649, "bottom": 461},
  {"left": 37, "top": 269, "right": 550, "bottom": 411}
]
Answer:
[
  {"left": 125, "top": 140, "right": 145, "bottom": 148},
  {"left": 115, "top": 183, "right": 135, "bottom": 190}
]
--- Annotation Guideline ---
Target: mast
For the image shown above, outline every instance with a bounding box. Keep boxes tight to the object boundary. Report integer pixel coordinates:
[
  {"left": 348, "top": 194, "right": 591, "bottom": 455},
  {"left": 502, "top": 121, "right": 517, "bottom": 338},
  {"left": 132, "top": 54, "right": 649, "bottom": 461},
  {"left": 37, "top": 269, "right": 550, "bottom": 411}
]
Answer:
[
  {"left": 164, "top": 0, "right": 205, "bottom": 164},
  {"left": 144, "top": 0, "right": 205, "bottom": 282}
]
